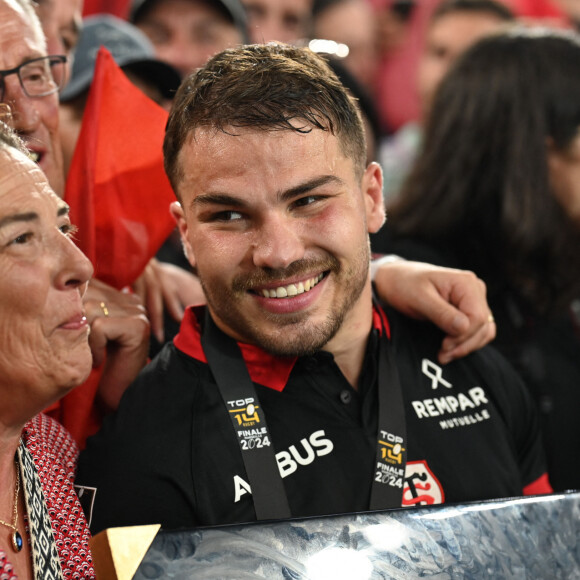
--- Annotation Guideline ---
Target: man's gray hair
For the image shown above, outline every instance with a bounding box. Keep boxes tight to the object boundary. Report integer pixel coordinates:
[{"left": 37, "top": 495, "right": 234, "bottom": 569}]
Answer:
[{"left": 5, "top": 0, "right": 47, "bottom": 51}]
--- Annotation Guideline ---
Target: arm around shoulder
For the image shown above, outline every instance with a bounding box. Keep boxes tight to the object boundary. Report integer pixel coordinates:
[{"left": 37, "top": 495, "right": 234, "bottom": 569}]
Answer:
[{"left": 372, "top": 258, "right": 496, "bottom": 363}]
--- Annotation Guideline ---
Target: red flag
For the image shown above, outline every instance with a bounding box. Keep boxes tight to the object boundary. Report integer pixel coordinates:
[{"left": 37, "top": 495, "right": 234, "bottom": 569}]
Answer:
[{"left": 65, "top": 47, "right": 176, "bottom": 289}]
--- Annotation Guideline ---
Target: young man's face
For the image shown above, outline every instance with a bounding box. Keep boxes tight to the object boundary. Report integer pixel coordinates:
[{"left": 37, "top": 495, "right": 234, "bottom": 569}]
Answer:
[{"left": 171, "top": 125, "right": 384, "bottom": 356}]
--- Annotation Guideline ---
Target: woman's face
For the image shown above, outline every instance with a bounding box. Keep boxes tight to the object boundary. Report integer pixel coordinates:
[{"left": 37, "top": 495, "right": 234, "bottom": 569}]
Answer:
[
  {"left": 0, "top": 144, "right": 93, "bottom": 424},
  {"left": 548, "top": 131, "right": 580, "bottom": 226}
]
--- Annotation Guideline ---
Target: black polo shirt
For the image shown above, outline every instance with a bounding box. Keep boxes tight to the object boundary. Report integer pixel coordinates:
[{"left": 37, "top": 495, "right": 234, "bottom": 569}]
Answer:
[{"left": 77, "top": 305, "right": 548, "bottom": 533}]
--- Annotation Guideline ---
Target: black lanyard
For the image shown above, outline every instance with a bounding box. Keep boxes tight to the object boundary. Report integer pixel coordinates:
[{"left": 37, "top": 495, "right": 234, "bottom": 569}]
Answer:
[
  {"left": 201, "top": 311, "right": 291, "bottom": 520},
  {"left": 370, "top": 318, "right": 408, "bottom": 510},
  {"left": 201, "top": 306, "right": 407, "bottom": 520}
]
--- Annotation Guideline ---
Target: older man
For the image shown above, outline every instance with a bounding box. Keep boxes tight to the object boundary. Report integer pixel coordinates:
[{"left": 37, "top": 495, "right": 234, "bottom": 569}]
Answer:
[
  {"left": 77, "top": 43, "right": 548, "bottom": 534},
  {"left": 1, "top": 0, "right": 66, "bottom": 195}
]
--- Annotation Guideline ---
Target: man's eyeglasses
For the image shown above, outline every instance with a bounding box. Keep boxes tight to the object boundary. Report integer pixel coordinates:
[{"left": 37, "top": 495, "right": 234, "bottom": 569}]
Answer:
[{"left": 0, "top": 55, "right": 67, "bottom": 103}]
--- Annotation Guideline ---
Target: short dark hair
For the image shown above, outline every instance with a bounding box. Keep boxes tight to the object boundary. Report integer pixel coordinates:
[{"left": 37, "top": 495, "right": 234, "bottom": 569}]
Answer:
[
  {"left": 387, "top": 27, "right": 580, "bottom": 312},
  {"left": 163, "top": 43, "right": 367, "bottom": 194},
  {"left": 432, "top": 0, "right": 515, "bottom": 22}
]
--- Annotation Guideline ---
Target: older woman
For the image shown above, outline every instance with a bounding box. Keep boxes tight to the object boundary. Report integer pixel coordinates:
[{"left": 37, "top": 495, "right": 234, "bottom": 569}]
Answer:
[
  {"left": 0, "top": 0, "right": 153, "bottom": 450},
  {"left": 0, "top": 122, "right": 95, "bottom": 577}
]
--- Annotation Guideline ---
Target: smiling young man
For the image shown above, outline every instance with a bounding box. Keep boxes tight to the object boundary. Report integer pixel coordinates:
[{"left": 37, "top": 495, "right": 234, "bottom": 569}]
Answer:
[{"left": 77, "top": 43, "right": 551, "bottom": 532}]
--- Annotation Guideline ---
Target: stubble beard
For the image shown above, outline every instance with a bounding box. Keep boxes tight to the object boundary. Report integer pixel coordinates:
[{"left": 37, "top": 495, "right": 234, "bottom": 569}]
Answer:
[{"left": 200, "top": 246, "right": 370, "bottom": 357}]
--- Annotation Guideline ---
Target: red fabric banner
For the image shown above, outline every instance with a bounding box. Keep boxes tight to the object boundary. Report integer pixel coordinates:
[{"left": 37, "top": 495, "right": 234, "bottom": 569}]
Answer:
[{"left": 65, "top": 47, "right": 176, "bottom": 290}]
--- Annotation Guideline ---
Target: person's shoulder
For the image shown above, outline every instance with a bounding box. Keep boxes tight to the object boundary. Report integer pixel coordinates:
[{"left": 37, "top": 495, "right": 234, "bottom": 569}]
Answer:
[
  {"left": 127, "top": 340, "right": 208, "bottom": 399},
  {"left": 25, "top": 414, "right": 79, "bottom": 463},
  {"left": 77, "top": 344, "right": 206, "bottom": 534},
  {"left": 384, "top": 304, "right": 445, "bottom": 351},
  {"left": 463, "top": 340, "right": 533, "bottom": 410},
  {"left": 375, "top": 236, "right": 458, "bottom": 269},
  {"left": 81, "top": 341, "right": 210, "bottom": 455},
  {"left": 28, "top": 412, "right": 74, "bottom": 441},
  {"left": 385, "top": 304, "right": 526, "bottom": 396}
]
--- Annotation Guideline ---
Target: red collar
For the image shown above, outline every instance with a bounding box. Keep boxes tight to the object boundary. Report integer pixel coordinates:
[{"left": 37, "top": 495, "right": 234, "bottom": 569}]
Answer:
[{"left": 174, "top": 305, "right": 390, "bottom": 392}]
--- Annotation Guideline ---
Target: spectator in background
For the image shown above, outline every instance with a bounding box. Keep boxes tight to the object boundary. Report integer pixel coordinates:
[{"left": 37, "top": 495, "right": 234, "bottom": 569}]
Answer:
[
  {"left": 323, "top": 55, "right": 383, "bottom": 164},
  {"left": 379, "top": 0, "right": 515, "bottom": 201},
  {"left": 129, "top": 0, "right": 248, "bottom": 76},
  {"left": 59, "top": 14, "right": 181, "bottom": 177},
  {"left": 311, "top": 0, "right": 379, "bottom": 93},
  {"left": 417, "top": 0, "right": 514, "bottom": 119},
  {"left": 373, "top": 27, "right": 580, "bottom": 491},
  {"left": 371, "top": 0, "right": 437, "bottom": 134},
  {"left": 375, "top": 0, "right": 416, "bottom": 58},
  {"left": 242, "top": 0, "right": 312, "bottom": 43},
  {"left": 35, "top": 0, "right": 83, "bottom": 71}
]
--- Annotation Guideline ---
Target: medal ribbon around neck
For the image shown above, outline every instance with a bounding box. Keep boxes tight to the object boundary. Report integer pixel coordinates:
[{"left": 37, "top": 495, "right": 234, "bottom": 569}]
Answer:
[{"left": 202, "top": 303, "right": 407, "bottom": 519}]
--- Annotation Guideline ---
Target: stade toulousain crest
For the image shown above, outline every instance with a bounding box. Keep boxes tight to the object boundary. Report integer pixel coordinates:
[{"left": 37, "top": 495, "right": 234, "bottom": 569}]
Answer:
[{"left": 402, "top": 460, "right": 445, "bottom": 507}]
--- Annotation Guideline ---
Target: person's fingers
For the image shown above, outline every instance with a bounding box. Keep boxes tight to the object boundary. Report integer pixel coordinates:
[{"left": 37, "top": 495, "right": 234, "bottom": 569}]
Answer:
[
  {"left": 87, "top": 315, "right": 108, "bottom": 367},
  {"left": 144, "top": 277, "right": 165, "bottom": 344},
  {"left": 159, "top": 263, "right": 206, "bottom": 317},
  {"left": 132, "top": 262, "right": 165, "bottom": 344},
  {"left": 445, "top": 274, "right": 490, "bottom": 329},
  {"left": 372, "top": 259, "right": 495, "bottom": 362},
  {"left": 131, "top": 275, "right": 146, "bottom": 305},
  {"left": 161, "top": 282, "right": 186, "bottom": 322},
  {"left": 416, "top": 290, "right": 472, "bottom": 336},
  {"left": 84, "top": 280, "right": 143, "bottom": 309},
  {"left": 84, "top": 279, "right": 148, "bottom": 366},
  {"left": 96, "top": 313, "right": 151, "bottom": 411},
  {"left": 433, "top": 274, "right": 495, "bottom": 363},
  {"left": 438, "top": 318, "right": 496, "bottom": 364},
  {"left": 84, "top": 296, "right": 145, "bottom": 323}
]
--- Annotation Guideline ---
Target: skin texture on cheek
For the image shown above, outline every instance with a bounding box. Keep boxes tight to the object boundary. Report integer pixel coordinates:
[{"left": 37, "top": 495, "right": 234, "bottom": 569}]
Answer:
[
  {"left": 0, "top": 318, "right": 91, "bottom": 427},
  {"left": 0, "top": 150, "right": 93, "bottom": 426},
  {"left": 0, "top": 265, "right": 91, "bottom": 394}
]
